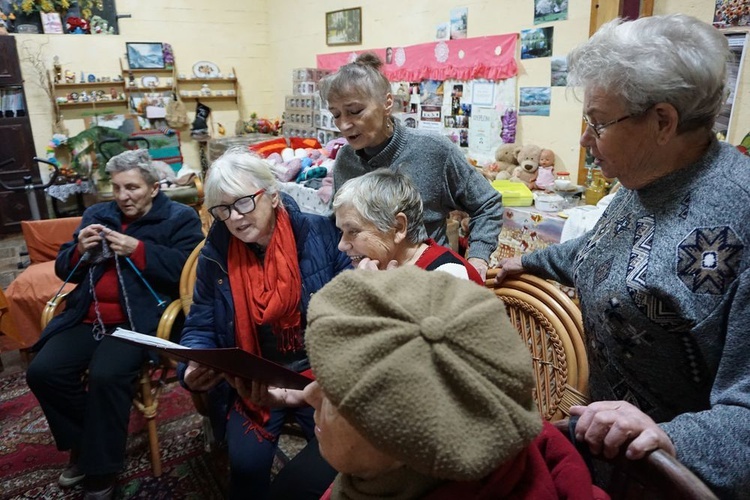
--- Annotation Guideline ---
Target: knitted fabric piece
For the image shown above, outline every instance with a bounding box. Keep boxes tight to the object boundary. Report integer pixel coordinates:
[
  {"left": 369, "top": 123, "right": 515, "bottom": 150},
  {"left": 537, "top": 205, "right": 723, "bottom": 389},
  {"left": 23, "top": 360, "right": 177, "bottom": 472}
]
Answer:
[{"left": 306, "top": 267, "right": 541, "bottom": 481}]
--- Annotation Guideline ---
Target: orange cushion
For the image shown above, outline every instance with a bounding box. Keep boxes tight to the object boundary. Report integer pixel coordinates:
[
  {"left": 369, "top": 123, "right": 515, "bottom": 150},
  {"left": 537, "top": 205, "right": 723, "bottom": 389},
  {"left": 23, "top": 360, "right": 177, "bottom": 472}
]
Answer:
[
  {"left": 21, "top": 217, "right": 82, "bottom": 264},
  {"left": 248, "top": 138, "right": 288, "bottom": 158},
  {"left": 290, "top": 137, "right": 322, "bottom": 150}
]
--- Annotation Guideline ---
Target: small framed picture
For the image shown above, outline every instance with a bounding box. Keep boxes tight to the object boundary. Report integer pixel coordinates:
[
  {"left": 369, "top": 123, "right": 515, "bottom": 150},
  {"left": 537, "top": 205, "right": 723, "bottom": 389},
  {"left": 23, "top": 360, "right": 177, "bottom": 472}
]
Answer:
[
  {"left": 41, "top": 12, "right": 63, "bottom": 34},
  {"left": 326, "top": 7, "right": 362, "bottom": 46},
  {"left": 126, "top": 42, "right": 165, "bottom": 70}
]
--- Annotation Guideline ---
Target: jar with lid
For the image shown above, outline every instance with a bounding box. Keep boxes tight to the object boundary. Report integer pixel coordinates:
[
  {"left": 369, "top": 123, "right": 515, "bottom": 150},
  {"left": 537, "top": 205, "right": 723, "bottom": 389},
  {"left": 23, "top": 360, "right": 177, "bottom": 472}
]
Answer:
[{"left": 553, "top": 171, "right": 572, "bottom": 191}]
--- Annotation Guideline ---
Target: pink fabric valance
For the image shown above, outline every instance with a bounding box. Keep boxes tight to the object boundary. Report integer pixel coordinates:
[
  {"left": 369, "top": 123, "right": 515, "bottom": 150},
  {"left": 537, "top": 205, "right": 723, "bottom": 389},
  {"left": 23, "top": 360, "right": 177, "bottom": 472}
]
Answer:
[{"left": 316, "top": 34, "right": 518, "bottom": 82}]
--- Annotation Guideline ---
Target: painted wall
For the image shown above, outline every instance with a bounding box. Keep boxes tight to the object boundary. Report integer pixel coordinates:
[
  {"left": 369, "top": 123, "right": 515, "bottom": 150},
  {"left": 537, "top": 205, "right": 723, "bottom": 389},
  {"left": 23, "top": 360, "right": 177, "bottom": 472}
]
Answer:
[{"left": 16, "top": 0, "right": 749, "bottom": 185}]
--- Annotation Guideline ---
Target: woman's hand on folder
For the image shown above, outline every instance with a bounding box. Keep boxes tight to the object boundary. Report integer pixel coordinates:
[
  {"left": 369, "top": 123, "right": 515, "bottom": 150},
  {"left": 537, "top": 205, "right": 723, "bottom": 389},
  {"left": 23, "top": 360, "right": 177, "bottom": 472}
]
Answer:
[
  {"left": 229, "top": 377, "right": 308, "bottom": 408},
  {"left": 184, "top": 362, "right": 223, "bottom": 392}
]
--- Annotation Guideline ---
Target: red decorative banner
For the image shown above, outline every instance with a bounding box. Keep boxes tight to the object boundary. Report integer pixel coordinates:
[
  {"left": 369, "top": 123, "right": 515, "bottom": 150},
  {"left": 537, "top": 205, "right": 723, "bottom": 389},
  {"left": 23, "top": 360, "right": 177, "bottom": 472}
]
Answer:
[{"left": 317, "top": 34, "right": 518, "bottom": 82}]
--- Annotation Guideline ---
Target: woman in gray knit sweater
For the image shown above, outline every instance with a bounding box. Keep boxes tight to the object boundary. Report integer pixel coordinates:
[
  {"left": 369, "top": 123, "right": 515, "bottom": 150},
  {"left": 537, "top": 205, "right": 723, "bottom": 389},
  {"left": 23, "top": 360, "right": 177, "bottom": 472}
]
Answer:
[
  {"left": 498, "top": 15, "right": 750, "bottom": 498},
  {"left": 319, "top": 53, "right": 502, "bottom": 280}
]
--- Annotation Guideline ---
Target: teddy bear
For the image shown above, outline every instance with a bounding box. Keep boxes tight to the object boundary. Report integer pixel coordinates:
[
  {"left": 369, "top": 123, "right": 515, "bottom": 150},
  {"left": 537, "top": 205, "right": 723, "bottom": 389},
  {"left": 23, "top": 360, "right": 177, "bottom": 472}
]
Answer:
[
  {"left": 532, "top": 148, "right": 556, "bottom": 191},
  {"left": 482, "top": 143, "right": 521, "bottom": 181},
  {"left": 511, "top": 144, "right": 542, "bottom": 189}
]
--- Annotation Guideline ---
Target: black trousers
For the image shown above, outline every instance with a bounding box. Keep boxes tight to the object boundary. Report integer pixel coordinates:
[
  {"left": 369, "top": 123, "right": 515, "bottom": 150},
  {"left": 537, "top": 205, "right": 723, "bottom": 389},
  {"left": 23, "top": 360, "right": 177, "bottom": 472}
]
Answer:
[{"left": 26, "top": 323, "right": 145, "bottom": 476}]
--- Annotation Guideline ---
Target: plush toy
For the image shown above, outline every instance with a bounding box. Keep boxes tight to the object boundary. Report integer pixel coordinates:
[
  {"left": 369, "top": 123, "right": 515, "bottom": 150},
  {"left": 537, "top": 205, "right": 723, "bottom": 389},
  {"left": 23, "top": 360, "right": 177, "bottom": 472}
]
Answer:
[
  {"left": 90, "top": 15, "right": 115, "bottom": 35},
  {"left": 485, "top": 143, "right": 521, "bottom": 181},
  {"left": 65, "top": 16, "right": 90, "bottom": 34},
  {"left": 511, "top": 144, "right": 542, "bottom": 189},
  {"left": 532, "top": 148, "right": 556, "bottom": 191}
]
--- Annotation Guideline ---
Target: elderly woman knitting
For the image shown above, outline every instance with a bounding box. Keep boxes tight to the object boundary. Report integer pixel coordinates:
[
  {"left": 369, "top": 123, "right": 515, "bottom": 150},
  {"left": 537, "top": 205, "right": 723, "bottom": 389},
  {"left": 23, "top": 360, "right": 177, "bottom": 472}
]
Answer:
[
  {"left": 301, "top": 267, "right": 602, "bottom": 499},
  {"left": 26, "top": 149, "right": 204, "bottom": 500},
  {"left": 178, "top": 149, "right": 350, "bottom": 499},
  {"left": 333, "top": 169, "right": 483, "bottom": 284}
]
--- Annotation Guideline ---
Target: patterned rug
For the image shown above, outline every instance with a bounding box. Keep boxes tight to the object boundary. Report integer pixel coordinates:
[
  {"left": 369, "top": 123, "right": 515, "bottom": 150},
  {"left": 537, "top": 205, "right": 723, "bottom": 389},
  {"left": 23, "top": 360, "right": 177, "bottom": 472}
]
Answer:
[{"left": 0, "top": 369, "right": 226, "bottom": 499}]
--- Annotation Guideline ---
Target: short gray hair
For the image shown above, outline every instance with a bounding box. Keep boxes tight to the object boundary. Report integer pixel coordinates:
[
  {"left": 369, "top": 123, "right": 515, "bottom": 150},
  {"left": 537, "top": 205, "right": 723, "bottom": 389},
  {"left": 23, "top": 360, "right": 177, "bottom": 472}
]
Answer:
[
  {"left": 105, "top": 149, "right": 159, "bottom": 184},
  {"left": 333, "top": 170, "right": 428, "bottom": 245},
  {"left": 204, "top": 148, "right": 280, "bottom": 209},
  {"left": 567, "top": 14, "right": 729, "bottom": 132},
  {"left": 319, "top": 52, "right": 391, "bottom": 104}
]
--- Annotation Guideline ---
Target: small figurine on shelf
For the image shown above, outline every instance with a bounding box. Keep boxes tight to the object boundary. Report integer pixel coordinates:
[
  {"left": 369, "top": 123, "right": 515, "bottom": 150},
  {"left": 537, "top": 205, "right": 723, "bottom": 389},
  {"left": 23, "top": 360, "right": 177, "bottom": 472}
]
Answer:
[
  {"left": 200, "top": 84, "right": 211, "bottom": 96},
  {"left": 53, "top": 56, "right": 62, "bottom": 84},
  {"left": 128, "top": 71, "right": 135, "bottom": 88}
]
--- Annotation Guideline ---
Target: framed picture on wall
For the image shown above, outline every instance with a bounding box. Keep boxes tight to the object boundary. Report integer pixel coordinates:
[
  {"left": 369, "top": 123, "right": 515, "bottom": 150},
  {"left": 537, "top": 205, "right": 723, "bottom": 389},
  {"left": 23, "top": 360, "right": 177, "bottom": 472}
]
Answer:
[
  {"left": 326, "top": 7, "right": 362, "bottom": 46},
  {"left": 126, "top": 42, "right": 165, "bottom": 69}
]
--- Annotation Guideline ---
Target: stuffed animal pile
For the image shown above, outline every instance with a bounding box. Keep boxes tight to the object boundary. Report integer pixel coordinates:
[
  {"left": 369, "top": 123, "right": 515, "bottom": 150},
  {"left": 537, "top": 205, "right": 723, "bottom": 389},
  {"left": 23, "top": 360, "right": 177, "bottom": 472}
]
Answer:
[{"left": 480, "top": 143, "right": 558, "bottom": 190}]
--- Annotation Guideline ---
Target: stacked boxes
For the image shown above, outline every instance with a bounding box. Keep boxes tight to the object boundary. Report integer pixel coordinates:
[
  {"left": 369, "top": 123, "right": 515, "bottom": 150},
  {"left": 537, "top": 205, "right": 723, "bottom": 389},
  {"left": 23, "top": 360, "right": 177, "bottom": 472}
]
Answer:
[
  {"left": 283, "top": 68, "right": 340, "bottom": 143},
  {"left": 283, "top": 95, "right": 315, "bottom": 138}
]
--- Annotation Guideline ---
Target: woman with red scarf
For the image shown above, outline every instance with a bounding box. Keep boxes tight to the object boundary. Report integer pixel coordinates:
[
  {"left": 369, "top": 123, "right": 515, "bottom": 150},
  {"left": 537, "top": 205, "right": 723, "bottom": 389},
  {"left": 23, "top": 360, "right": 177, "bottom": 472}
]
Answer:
[{"left": 177, "top": 150, "right": 350, "bottom": 499}]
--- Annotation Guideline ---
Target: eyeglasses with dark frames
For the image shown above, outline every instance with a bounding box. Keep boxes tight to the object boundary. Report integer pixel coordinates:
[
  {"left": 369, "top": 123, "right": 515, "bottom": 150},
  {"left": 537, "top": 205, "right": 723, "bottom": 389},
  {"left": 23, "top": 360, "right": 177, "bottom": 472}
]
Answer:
[
  {"left": 209, "top": 189, "right": 266, "bottom": 221},
  {"left": 582, "top": 114, "right": 633, "bottom": 139}
]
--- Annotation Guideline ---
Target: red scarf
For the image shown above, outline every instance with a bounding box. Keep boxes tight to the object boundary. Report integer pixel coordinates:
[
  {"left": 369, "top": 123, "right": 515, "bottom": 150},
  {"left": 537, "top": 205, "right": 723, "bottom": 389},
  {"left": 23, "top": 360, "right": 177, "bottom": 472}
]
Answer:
[{"left": 228, "top": 206, "right": 302, "bottom": 439}]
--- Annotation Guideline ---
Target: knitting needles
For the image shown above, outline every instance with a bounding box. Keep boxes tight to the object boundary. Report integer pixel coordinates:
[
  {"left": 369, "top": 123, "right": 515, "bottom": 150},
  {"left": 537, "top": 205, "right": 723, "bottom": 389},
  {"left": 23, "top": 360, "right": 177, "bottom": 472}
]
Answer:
[{"left": 124, "top": 257, "right": 167, "bottom": 308}]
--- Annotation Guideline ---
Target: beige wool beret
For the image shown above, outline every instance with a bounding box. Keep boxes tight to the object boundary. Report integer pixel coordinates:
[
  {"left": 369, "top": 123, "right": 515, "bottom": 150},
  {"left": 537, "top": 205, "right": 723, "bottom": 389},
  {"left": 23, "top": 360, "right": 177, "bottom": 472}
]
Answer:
[{"left": 306, "top": 266, "right": 541, "bottom": 481}]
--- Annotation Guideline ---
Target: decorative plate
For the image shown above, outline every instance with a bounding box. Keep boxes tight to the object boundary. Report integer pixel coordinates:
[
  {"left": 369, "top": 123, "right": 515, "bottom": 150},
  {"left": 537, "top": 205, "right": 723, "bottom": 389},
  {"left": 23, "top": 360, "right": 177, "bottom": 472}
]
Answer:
[
  {"left": 193, "top": 61, "right": 220, "bottom": 78},
  {"left": 141, "top": 75, "right": 160, "bottom": 87}
]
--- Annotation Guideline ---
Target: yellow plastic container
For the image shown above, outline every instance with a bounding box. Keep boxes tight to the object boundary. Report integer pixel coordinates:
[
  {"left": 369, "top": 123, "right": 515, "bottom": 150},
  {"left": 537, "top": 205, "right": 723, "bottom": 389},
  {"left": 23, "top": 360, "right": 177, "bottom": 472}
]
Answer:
[{"left": 491, "top": 180, "right": 534, "bottom": 207}]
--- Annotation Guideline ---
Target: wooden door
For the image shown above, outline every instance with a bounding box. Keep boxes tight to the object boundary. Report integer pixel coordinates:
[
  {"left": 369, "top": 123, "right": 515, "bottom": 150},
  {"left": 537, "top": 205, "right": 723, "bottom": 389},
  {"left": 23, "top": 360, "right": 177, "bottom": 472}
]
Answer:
[{"left": 0, "top": 37, "right": 45, "bottom": 234}]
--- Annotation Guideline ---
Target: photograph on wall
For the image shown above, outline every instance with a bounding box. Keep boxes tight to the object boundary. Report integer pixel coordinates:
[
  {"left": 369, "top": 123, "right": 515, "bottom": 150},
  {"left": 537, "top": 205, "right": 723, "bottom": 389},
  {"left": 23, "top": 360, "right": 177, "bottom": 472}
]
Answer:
[
  {"left": 450, "top": 7, "right": 468, "bottom": 39},
  {"left": 435, "top": 22, "right": 450, "bottom": 41},
  {"left": 459, "top": 129, "right": 469, "bottom": 148},
  {"left": 450, "top": 83, "right": 463, "bottom": 115},
  {"left": 519, "top": 87, "right": 551, "bottom": 116},
  {"left": 520, "top": 27, "right": 554, "bottom": 59},
  {"left": 420, "top": 80, "right": 444, "bottom": 106},
  {"left": 534, "top": 0, "right": 569, "bottom": 24},
  {"left": 326, "top": 7, "right": 362, "bottom": 46},
  {"left": 551, "top": 56, "right": 568, "bottom": 86},
  {"left": 713, "top": 0, "right": 750, "bottom": 28}
]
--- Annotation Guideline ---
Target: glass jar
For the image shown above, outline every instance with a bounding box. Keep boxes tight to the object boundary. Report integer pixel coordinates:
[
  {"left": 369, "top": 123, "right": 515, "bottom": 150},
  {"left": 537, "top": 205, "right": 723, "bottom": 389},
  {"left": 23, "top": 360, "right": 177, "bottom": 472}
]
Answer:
[{"left": 553, "top": 171, "right": 572, "bottom": 191}]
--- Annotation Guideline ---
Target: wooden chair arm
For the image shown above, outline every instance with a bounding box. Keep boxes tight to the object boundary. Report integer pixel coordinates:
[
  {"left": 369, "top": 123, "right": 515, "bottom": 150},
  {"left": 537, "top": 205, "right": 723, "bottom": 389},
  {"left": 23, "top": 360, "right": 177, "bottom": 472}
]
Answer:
[
  {"left": 156, "top": 299, "right": 183, "bottom": 341},
  {"left": 553, "top": 418, "right": 718, "bottom": 499},
  {"left": 41, "top": 291, "right": 71, "bottom": 331}
]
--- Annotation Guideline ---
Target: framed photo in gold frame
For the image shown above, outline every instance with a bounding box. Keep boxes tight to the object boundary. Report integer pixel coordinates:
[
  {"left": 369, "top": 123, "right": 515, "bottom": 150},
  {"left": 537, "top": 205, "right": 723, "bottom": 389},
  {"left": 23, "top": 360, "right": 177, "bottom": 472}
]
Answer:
[{"left": 326, "top": 7, "right": 362, "bottom": 46}]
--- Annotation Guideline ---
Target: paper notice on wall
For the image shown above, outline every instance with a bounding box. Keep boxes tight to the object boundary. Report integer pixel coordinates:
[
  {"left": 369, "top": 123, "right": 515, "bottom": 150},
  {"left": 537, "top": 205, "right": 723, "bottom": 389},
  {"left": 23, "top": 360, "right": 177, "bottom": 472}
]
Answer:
[{"left": 468, "top": 106, "right": 500, "bottom": 156}]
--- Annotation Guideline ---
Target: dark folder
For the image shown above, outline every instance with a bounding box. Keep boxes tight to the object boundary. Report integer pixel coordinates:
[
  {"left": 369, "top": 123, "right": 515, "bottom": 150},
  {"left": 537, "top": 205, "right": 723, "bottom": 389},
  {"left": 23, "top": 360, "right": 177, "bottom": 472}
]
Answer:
[{"left": 109, "top": 328, "right": 312, "bottom": 390}]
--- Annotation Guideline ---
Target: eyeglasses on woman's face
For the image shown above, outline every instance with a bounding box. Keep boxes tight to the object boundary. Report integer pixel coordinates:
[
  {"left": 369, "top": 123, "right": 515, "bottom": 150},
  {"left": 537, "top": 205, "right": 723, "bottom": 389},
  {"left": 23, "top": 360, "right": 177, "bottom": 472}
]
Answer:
[
  {"left": 209, "top": 189, "right": 266, "bottom": 221},
  {"left": 582, "top": 114, "right": 633, "bottom": 139}
]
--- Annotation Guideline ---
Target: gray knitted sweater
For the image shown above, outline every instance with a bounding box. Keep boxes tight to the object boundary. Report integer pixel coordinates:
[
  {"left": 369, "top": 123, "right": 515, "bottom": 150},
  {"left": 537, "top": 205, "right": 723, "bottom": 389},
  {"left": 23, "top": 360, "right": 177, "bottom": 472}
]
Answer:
[
  {"left": 333, "top": 120, "right": 503, "bottom": 262},
  {"left": 523, "top": 140, "right": 750, "bottom": 498}
]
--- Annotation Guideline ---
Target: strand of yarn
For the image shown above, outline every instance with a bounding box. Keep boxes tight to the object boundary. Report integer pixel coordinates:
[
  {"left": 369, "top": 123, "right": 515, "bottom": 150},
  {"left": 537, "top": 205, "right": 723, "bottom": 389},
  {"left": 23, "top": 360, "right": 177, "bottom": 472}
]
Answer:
[
  {"left": 89, "top": 268, "right": 107, "bottom": 340},
  {"left": 102, "top": 236, "right": 136, "bottom": 331}
]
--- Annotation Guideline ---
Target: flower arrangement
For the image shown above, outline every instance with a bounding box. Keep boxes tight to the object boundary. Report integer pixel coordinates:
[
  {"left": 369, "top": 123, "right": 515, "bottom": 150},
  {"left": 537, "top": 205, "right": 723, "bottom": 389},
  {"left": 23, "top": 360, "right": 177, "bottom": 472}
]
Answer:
[{"left": 15, "top": 0, "right": 103, "bottom": 19}]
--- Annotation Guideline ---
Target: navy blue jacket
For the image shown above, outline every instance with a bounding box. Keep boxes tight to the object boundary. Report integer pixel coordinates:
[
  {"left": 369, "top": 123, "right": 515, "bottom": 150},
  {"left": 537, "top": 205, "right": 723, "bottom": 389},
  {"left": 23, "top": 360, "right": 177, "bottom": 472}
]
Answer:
[
  {"left": 178, "top": 194, "right": 350, "bottom": 441},
  {"left": 35, "top": 192, "right": 204, "bottom": 350}
]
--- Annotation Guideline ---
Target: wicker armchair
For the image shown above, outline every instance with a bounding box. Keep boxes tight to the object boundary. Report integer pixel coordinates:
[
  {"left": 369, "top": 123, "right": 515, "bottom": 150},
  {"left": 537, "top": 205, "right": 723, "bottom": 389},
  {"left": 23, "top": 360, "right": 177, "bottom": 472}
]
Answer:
[
  {"left": 40, "top": 246, "right": 203, "bottom": 477},
  {"left": 485, "top": 269, "right": 589, "bottom": 421}
]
